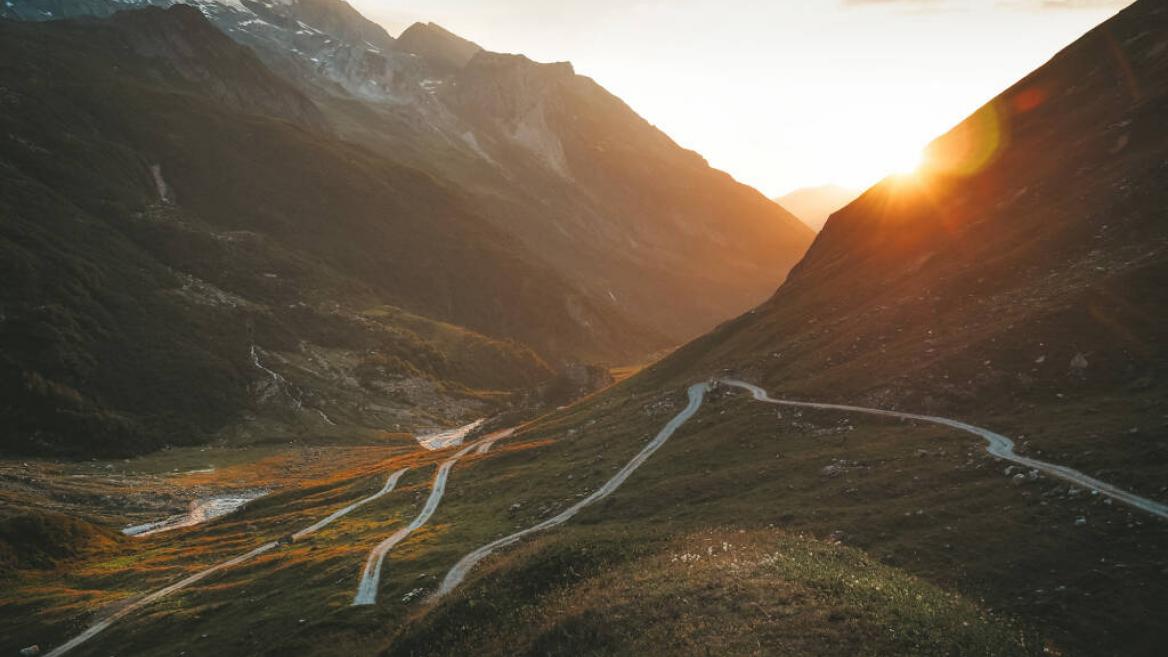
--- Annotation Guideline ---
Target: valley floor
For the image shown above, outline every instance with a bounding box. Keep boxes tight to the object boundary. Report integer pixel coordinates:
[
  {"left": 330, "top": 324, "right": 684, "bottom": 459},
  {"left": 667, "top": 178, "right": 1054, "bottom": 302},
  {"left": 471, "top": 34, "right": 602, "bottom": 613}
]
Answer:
[{"left": 1, "top": 379, "right": 1165, "bottom": 657}]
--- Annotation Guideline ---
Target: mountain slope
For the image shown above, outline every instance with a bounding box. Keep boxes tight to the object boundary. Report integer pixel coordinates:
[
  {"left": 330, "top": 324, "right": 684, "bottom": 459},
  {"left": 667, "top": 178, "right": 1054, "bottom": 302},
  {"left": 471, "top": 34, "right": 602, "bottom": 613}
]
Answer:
[
  {"left": 438, "top": 51, "right": 815, "bottom": 340},
  {"left": 327, "top": 47, "right": 815, "bottom": 344},
  {"left": 427, "top": 4, "right": 1168, "bottom": 650},
  {"left": 0, "top": 0, "right": 416, "bottom": 101},
  {"left": 404, "top": 7, "right": 1168, "bottom": 651},
  {"left": 655, "top": 0, "right": 1167, "bottom": 422},
  {"left": 0, "top": 0, "right": 813, "bottom": 459},
  {"left": 3, "top": 0, "right": 815, "bottom": 348},
  {"left": 507, "top": 0, "right": 1167, "bottom": 652},
  {"left": 0, "top": 7, "right": 664, "bottom": 456}
]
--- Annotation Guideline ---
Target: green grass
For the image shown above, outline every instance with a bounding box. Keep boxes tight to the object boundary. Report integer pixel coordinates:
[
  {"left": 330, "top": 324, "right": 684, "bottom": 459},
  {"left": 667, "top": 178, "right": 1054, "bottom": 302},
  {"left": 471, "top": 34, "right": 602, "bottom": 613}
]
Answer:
[
  {"left": 390, "top": 529, "right": 1033, "bottom": 657},
  {"left": 0, "top": 511, "right": 119, "bottom": 574},
  {"left": 9, "top": 380, "right": 1163, "bottom": 656}
]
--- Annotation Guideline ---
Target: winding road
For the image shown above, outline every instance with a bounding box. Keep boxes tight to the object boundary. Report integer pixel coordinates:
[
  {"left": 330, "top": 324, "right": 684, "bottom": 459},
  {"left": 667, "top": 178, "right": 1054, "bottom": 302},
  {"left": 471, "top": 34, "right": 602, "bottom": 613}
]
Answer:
[
  {"left": 292, "top": 468, "right": 411, "bottom": 541},
  {"left": 352, "top": 437, "right": 489, "bottom": 605},
  {"left": 43, "top": 378, "right": 1168, "bottom": 655},
  {"left": 435, "top": 382, "right": 710, "bottom": 597},
  {"left": 45, "top": 541, "right": 280, "bottom": 657},
  {"left": 722, "top": 379, "right": 1168, "bottom": 520},
  {"left": 476, "top": 428, "right": 515, "bottom": 455},
  {"left": 45, "top": 467, "right": 412, "bottom": 657},
  {"left": 434, "top": 378, "right": 1168, "bottom": 599},
  {"left": 46, "top": 420, "right": 509, "bottom": 653}
]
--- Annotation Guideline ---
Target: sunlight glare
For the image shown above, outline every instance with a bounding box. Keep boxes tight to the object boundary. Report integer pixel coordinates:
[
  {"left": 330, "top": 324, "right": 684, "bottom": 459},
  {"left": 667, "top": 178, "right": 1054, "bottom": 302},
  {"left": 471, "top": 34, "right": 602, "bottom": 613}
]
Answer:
[
  {"left": 889, "top": 148, "right": 925, "bottom": 177},
  {"left": 830, "top": 141, "right": 927, "bottom": 190}
]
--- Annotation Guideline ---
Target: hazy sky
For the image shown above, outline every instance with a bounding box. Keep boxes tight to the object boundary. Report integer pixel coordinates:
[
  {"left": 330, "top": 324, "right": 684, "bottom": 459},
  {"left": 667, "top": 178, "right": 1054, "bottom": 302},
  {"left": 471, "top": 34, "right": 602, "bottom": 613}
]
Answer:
[{"left": 350, "top": 0, "right": 1132, "bottom": 197}]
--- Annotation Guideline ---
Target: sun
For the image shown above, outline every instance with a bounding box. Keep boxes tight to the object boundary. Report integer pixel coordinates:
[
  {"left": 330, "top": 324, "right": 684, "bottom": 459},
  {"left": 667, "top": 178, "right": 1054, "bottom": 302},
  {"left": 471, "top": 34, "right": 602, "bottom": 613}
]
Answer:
[
  {"left": 830, "top": 144, "right": 925, "bottom": 190},
  {"left": 888, "top": 147, "right": 925, "bottom": 177}
]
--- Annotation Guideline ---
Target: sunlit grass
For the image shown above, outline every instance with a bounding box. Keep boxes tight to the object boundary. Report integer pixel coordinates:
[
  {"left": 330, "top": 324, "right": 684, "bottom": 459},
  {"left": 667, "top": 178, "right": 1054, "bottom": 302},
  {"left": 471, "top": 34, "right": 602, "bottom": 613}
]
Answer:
[{"left": 3, "top": 382, "right": 1162, "bottom": 657}]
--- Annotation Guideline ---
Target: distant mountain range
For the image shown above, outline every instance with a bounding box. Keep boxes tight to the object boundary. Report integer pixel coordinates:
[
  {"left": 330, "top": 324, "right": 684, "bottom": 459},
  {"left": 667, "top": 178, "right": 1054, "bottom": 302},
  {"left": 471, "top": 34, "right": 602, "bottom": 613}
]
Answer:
[
  {"left": 0, "top": 1, "right": 813, "bottom": 456},
  {"left": 775, "top": 184, "right": 860, "bottom": 231}
]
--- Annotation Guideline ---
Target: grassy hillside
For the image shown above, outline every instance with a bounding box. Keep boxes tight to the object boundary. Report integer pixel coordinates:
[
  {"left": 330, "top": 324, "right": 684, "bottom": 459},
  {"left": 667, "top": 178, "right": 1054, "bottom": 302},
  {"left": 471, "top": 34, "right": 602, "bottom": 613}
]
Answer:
[
  {"left": 0, "top": 390, "right": 1050, "bottom": 657},
  {"left": 0, "top": 511, "right": 120, "bottom": 574},
  {"left": 389, "top": 529, "right": 1031, "bottom": 657},
  {"left": 507, "top": 1, "right": 1168, "bottom": 652},
  {"left": 7, "top": 375, "right": 1165, "bottom": 656}
]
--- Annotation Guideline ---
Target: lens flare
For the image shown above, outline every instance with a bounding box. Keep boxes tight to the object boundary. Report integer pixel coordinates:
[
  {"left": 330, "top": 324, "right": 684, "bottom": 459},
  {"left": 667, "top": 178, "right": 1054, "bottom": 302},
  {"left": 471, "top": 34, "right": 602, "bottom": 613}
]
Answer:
[
  {"left": 924, "top": 102, "right": 1007, "bottom": 178},
  {"left": 1012, "top": 87, "right": 1047, "bottom": 113}
]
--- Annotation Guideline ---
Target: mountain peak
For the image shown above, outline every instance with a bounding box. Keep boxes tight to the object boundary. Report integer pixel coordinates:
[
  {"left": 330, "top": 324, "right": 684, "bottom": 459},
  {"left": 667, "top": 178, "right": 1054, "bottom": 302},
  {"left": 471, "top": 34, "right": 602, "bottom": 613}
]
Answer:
[
  {"left": 397, "top": 20, "right": 482, "bottom": 72},
  {"left": 463, "top": 50, "right": 576, "bottom": 78}
]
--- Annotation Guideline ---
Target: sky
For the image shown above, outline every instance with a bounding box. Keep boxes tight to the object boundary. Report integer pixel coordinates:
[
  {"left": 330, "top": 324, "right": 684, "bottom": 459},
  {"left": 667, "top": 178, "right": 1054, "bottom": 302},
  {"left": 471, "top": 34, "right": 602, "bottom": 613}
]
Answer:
[{"left": 349, "top": 0, "right": 1133, "bottom": 197}]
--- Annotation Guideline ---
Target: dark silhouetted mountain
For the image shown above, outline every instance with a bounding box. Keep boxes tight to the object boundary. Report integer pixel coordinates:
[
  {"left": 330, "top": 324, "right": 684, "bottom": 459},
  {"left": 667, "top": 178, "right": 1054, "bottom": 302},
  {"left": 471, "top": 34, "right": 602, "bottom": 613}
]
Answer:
[{"left": 650, "top": 0, "right": 1166, "bottom": 429}]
